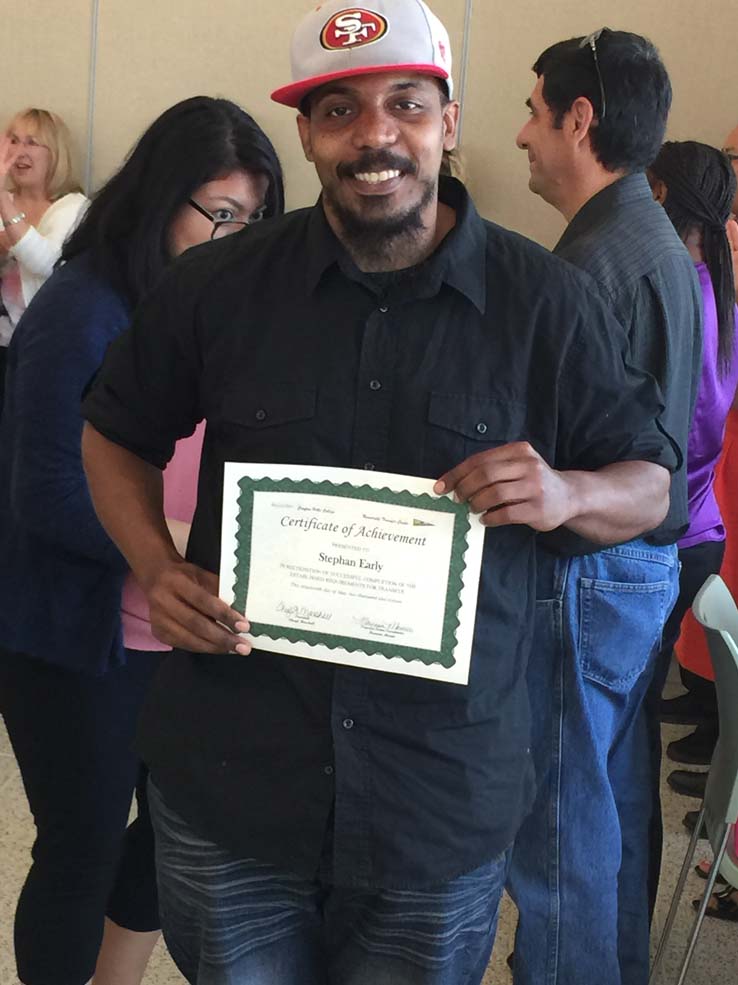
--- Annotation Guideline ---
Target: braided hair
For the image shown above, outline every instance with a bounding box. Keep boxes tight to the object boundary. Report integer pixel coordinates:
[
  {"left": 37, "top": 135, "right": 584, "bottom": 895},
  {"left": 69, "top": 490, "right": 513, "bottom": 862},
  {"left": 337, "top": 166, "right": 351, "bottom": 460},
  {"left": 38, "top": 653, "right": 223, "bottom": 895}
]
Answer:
[{"left": 650, "top": 140, "right": 737, "bottom": 375}]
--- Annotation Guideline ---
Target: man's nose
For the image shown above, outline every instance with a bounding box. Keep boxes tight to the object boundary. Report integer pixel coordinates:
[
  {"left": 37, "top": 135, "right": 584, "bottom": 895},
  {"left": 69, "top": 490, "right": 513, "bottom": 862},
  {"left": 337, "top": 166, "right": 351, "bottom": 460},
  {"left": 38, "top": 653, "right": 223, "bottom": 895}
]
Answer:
[
  {"left": 351, "top": 106, "right": 399, "bottom": 149},
  {"left": 515, "top": 126, "right": 529, "bottom": 151}
]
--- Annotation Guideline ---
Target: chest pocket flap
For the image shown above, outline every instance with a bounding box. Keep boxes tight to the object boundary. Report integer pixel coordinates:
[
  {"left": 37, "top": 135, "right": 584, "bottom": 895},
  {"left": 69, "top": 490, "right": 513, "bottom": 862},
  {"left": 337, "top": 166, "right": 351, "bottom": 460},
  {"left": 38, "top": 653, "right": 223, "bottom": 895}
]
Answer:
[{"left": 428, "top": 392, "right": 527, "bottom": 443}]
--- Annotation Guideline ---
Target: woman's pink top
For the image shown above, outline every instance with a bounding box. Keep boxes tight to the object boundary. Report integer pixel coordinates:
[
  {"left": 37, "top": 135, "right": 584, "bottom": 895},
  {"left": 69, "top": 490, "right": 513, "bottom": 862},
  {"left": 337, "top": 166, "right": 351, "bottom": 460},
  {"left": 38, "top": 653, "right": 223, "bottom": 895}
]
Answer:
[{"left": 120, "top": 422, "right": 205, "bottom": 651}]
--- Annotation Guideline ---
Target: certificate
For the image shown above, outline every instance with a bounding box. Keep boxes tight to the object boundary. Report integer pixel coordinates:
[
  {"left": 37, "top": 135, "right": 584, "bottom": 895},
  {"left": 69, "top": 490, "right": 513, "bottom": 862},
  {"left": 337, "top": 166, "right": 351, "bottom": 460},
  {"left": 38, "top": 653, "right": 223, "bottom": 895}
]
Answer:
[{"left": 219, "top": 464, "right": 485, "bottom": 684}]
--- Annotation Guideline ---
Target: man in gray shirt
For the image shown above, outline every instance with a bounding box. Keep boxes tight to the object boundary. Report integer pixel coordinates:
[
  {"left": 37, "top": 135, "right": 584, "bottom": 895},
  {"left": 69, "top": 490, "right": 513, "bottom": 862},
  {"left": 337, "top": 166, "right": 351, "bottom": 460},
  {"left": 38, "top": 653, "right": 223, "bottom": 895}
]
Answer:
[{"left": 508, "top": 28, "right": 702, "bottom": 985}]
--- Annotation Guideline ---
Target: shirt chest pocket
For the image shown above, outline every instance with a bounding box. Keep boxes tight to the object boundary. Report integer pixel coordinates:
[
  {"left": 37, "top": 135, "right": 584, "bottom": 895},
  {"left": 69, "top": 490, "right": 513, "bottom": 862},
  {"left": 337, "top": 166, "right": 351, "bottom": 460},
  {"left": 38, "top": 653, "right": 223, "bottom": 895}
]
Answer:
[
  {"left": 422, "top": 392, "right": 528, "bottom": 478},
  {"left": 218, "top": 384, "right": 317, "bottom": 463}
]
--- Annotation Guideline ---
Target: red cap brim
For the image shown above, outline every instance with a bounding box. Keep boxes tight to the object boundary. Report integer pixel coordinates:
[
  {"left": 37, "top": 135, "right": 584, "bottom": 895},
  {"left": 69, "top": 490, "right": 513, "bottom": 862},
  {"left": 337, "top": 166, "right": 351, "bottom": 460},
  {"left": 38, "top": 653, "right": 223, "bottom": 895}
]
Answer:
[{"left": 271, "top": 63, "right": 449, "bottom": 108}]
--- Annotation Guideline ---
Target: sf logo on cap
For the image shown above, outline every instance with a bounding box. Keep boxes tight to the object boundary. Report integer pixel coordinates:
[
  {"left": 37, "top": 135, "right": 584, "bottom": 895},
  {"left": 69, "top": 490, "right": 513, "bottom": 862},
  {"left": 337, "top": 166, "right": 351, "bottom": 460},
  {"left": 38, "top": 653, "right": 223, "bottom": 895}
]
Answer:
[{"left": 321, "top": 9, "right": 389, "bottom": 50}]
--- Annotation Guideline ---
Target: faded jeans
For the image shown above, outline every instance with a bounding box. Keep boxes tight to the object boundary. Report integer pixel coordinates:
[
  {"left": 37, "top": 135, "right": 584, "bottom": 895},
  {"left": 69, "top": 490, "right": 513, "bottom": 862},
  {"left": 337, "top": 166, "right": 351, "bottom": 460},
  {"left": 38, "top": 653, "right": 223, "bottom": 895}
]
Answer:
[
  {"left": 148, "top": 779, "right": 511, "bottom": 985},
  {"left": 507, "top": 540, "right": 679, "bottom": 985}
]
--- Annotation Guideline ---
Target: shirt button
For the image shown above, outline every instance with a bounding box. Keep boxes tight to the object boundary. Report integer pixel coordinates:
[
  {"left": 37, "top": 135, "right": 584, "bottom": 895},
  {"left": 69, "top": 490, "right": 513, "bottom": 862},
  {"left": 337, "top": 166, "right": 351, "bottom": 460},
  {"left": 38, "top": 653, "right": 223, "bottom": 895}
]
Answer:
[
  {"left": 363, "top": 462, "right": 375, "bottom": 471},
  {"left": 323, "top": 765, "right": 334, "bottom": 775},
  {"left": 379, "top": 305, "right": 389, "bottom": 313},
  {"left": 476, "top": 421, "right": 488, "bottom": 435},
  {"left": 369, "top": 379, "right": 382, "bottom": 391},
  {"left": 342, "top": 718, "right": 355, "bottom": 729},
  {"left": 255, "top": 409, "right": 267, "bottom": 422}
]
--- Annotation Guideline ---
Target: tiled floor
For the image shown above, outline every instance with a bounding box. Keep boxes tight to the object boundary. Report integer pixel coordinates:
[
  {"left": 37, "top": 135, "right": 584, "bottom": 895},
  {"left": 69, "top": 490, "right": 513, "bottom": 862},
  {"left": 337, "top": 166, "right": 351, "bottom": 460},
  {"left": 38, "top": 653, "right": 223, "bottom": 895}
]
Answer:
[{"left": 0, "top": 666, "right": 735, "bottom": 983}]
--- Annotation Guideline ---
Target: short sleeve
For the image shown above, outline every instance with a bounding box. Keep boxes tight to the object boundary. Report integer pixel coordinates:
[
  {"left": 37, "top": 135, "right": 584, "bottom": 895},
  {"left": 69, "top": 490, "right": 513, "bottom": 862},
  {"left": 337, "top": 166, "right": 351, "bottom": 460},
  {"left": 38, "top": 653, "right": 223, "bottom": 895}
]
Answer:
[
  {"left": 554, "top": 301, "right": 680, "bottom": 474},
  {"left": 82, "top": 260, "right": 204, "bottom": 468}
]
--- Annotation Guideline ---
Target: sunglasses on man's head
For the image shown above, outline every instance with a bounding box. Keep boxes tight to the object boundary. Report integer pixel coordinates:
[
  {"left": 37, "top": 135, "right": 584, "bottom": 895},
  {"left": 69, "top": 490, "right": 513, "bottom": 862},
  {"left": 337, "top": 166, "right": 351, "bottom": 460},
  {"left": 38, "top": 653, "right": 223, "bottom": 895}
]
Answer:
[{"left": 579, "top": 28, "right": 607, "bottom": 122}]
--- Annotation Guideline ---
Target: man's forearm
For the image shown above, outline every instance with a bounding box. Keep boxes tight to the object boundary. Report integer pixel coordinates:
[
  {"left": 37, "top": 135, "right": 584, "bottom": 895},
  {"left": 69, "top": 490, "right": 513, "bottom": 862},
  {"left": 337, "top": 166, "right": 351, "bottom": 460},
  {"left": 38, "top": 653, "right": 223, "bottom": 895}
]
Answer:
[
  {"left": 81, "top": 423, "right": 180, "bottom": 586},
  {"left": 561, "top": 461, "right": 670, "bottom": 543},
  {"left": 82, "top": 423, "right": 249, "bottom": 654}
]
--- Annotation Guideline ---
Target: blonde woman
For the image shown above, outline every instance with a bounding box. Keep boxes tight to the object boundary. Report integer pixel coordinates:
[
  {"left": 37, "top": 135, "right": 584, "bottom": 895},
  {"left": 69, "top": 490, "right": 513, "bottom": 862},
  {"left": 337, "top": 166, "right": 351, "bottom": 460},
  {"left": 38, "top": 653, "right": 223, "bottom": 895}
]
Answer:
[{"left": 0, "top": 108, "right": 88, "bottom": 405}]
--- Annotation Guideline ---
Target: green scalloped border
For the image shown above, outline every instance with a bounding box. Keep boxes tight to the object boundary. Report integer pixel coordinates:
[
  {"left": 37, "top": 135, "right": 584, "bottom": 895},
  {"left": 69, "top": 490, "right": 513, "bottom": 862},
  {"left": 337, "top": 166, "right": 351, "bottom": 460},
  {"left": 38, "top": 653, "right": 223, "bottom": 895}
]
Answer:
[{"left": 232, "top": 477, "right": 471, "bottom": 669}]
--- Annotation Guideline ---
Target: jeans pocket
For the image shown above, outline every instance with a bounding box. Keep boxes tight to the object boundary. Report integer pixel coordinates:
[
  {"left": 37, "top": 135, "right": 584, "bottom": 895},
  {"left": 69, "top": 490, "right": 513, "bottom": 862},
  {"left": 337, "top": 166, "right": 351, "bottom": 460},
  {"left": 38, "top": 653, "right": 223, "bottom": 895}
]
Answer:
[{"left": 578, "top": 578, "right": 673, "bottom": 692}]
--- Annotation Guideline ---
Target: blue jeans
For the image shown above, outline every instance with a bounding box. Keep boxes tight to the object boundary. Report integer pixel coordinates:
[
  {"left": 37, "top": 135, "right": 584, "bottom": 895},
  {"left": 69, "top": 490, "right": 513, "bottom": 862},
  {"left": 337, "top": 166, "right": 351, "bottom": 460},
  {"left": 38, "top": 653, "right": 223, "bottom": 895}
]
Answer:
[
  {"left": 507, "top": 539, "right": 679, "bottom": 985},
  {"left": 148, "top": 780, "right": 510, "bottom": 985}
]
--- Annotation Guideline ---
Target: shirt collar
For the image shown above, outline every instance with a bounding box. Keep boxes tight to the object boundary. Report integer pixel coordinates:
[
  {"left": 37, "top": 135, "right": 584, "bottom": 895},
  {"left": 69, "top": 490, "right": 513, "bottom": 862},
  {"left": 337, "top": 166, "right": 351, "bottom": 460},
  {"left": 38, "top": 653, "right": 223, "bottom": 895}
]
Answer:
[
  {"left": 555, "top": 172, "right": 654, "bottom": 253},
  {"left": 304, "top": 176, "right": 487, "bottom": 314}
]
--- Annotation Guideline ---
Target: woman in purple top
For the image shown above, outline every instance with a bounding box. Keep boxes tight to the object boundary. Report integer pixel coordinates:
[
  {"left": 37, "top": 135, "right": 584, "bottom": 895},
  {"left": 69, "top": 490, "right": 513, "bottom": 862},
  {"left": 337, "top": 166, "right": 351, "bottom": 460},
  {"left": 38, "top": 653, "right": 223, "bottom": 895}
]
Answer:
[
  {"left": 650, "top": 143, "right": 738, "bottom": 724},
  {"left": 646, "top": 140, "right": 738, "bottom": 905},
  {"left": 649, "top": 142, "right": 738, "bottom": 662}
]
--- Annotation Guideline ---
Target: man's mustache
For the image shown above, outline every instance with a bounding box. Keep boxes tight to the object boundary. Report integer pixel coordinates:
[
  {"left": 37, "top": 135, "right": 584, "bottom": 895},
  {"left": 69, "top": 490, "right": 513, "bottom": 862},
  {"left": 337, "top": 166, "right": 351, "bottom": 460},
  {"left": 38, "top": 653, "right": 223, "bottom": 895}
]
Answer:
[{"left": 337, "top": 153, "right": 416, "bottom": 179}]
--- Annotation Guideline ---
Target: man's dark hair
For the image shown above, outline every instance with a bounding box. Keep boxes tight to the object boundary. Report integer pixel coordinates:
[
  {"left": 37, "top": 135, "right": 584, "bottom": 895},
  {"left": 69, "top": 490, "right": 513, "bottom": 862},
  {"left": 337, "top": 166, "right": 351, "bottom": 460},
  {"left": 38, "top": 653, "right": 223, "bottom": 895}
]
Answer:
[
  {"left": 62, "top": 96, "right": 285, "bottom": 305},
  {"left": 533, "top": 29, "right": 672, "bottom": 174},
  {"left": 650, "top": 140, "right": 737, "bottom": 376}
]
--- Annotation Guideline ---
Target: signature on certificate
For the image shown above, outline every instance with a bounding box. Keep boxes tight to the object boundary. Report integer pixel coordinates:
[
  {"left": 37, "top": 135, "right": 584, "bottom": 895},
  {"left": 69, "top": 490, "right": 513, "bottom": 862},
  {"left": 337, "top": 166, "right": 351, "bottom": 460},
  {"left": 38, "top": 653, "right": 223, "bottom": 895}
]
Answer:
[
  {"left": 276, "top": 601, "right": 333, "bottom": 622},
  {"left": 354, "top": 616, "right": 413, "bottom": 636}
]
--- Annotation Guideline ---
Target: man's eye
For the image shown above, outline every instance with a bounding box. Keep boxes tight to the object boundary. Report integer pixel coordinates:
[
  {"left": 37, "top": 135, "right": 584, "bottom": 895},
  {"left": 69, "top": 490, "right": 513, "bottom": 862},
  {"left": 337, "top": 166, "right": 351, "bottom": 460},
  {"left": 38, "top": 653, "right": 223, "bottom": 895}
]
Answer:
[
  {"left": 396, "top": 100, "right": 421, "bottom": 111},
  {"left": 9, "top": 136, "right": 19, "bottom": 144},
  {"left": 326, "top": 105, "right": 352, "bottom": 118}
]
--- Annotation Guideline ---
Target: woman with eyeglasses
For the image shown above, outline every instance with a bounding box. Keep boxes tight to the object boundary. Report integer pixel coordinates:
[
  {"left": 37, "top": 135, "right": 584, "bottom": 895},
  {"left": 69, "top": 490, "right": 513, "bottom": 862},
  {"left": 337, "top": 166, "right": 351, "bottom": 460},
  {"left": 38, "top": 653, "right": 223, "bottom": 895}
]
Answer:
[
  {"left": 0, "top": 108, "right": 88, "bottom": 411},
  {"left": 0, "top": 95, "right": 284, "bottom": 985}
]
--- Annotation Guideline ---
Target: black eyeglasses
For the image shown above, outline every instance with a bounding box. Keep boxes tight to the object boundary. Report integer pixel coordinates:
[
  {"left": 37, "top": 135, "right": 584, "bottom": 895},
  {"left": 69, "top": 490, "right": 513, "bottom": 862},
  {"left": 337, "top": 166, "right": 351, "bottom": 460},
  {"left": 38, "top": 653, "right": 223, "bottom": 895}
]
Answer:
[
  {"left": 188, "top": 199, "right": 266, "bottom": 240},
  {"left": 579, "top": 28, "right": 607, "bottom": 122}
]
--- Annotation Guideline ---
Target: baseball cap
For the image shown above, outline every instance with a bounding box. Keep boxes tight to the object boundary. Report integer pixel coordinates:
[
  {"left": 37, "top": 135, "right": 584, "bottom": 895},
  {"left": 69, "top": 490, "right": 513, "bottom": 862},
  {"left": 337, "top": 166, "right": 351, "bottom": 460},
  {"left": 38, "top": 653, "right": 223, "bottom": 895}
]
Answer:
[{"left": 271, "top": 0, "right": 453, "bottom": 109}]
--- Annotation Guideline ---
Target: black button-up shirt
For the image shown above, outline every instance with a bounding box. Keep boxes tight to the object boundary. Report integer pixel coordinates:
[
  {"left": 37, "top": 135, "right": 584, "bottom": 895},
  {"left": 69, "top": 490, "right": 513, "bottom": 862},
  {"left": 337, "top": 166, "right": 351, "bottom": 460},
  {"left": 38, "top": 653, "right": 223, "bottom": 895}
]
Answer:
[
  {"left": 552, "top": 172, "right": 702, "bottom": 550},
  {"left": 83, "top": 177, "right": 677, "bottom": 889}
]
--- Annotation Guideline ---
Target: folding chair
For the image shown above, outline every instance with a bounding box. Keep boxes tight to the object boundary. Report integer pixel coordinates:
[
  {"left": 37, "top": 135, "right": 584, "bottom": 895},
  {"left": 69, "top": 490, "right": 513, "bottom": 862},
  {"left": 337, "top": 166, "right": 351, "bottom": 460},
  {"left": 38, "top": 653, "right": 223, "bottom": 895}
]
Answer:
[{"left": 649, "top": 574, "right": 738, "bottom": 984}]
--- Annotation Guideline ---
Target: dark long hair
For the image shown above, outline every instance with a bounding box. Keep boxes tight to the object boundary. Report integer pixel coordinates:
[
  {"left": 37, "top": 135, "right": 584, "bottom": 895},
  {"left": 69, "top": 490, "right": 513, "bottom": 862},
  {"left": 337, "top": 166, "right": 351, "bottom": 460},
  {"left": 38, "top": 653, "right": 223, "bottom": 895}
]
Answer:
[
  {"left": 650, "top": 141, "right": 737, "bottom": 375},
  {"left": 62, "top": 96, "right": 285, "bottom": 304}
]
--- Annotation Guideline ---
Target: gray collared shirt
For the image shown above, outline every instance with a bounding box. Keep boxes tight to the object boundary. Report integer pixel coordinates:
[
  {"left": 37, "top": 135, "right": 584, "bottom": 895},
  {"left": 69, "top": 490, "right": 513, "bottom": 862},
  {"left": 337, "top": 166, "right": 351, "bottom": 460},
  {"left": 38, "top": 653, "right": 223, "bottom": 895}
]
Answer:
[{"left": 553, "top": 171, "right": 702, "bottom": 548}]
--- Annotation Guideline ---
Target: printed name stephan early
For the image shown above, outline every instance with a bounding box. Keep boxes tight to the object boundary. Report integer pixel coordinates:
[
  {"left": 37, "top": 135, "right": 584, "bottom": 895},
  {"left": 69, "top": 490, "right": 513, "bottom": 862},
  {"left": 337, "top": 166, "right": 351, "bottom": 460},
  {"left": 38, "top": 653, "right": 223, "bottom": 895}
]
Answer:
[{"left": 318, "top": 552, "right": 383, "bottom": 572}]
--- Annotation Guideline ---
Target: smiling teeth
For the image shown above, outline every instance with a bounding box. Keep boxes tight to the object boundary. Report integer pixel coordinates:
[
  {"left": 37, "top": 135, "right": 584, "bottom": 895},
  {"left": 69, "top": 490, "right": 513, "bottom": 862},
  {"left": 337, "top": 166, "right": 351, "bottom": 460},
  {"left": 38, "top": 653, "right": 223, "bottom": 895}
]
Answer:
[{"left": 354, "top": 169, "right": 401, "bottom": 184}]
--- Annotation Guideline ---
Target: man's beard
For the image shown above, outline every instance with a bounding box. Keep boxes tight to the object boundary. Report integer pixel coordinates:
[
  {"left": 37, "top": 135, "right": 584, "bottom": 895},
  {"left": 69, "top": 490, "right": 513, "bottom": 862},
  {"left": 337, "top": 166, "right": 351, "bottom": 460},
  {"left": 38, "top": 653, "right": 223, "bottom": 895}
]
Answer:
[{"left": 324, "top": 152, "right": 437, "bottom": 270}]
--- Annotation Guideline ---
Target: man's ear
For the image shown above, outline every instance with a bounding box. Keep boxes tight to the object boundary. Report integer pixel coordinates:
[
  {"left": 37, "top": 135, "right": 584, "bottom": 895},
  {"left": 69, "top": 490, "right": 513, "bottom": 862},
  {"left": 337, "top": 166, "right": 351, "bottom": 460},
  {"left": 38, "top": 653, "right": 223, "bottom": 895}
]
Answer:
[
  {"left": 442, "top": 100, "right": 461, "bottom": 152},
  {"left": 296, "top": 114, "right": 314, "bottom": 163},
  {"left": 566, "top": 96, "right": 596, "bottom": 149},
  {"left": 650, "top": 177, "right": 668, "bottom": 205}
]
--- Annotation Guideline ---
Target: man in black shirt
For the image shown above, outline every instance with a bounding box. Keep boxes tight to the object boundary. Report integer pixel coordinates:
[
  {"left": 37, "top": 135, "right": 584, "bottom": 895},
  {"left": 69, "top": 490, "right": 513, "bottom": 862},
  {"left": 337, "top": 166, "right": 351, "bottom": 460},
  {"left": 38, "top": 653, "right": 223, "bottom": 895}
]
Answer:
[
  {"left": 510, "top": 29, "right": 701, "bottom": 985},
  {"left": 82, "top": 4, "right": 677, "bottom": 983}
]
